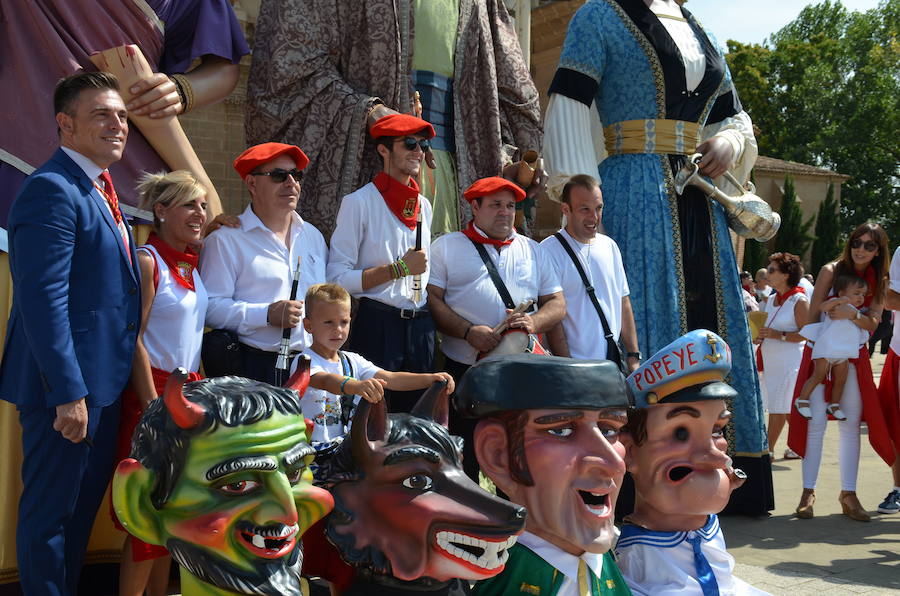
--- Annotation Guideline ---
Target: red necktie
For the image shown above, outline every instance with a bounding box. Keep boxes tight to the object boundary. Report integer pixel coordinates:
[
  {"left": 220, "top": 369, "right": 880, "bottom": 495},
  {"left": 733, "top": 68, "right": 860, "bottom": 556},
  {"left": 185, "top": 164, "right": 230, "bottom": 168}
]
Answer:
[
  {"left": 99, "top": 171, "right": 123, "bottom": 225},
  {"left": 97, "top": 171, "right": 131, "bottom": 263}
]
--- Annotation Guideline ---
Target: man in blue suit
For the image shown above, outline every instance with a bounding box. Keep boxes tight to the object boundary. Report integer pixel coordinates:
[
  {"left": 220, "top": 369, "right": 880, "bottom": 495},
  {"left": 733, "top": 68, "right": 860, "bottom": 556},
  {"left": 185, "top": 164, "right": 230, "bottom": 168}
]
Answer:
[{"left": 0, "top": 72, "right": 141, "bottom": 594}]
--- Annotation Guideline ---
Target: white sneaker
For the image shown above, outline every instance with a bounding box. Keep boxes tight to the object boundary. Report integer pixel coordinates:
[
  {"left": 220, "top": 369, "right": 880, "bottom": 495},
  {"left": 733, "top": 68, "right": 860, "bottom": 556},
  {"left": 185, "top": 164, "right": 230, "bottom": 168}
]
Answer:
[{"left": 783, "top": 447, "right": 801, "bottom": 460}]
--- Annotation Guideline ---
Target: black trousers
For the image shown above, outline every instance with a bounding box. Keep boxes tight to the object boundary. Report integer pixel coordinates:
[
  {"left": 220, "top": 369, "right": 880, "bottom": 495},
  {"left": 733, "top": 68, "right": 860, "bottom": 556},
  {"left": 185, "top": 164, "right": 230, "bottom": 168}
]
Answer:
[
  {"left": 443, "top": 356, "right": 481, "bottom": 483},
  {"left": 240, "top": 343, "right": 300, "bottom": 386},
  {"left": 345, "top": 298, "right": 435, "bottom": 413}
]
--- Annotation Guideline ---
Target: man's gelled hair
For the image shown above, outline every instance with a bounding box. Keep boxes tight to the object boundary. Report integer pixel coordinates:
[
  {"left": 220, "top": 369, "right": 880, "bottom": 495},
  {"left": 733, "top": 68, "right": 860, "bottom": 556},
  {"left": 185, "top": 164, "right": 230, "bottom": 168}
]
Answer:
[{"left": 130, "top": 376, "right": 304, "bottom": 509}]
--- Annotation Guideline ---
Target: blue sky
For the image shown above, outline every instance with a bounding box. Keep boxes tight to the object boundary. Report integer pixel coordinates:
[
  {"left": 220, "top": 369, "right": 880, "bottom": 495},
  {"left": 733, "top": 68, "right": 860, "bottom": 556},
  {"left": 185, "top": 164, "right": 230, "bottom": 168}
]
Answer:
[{"left": 684, "top": 0, "right": 884, "bottom": 45}]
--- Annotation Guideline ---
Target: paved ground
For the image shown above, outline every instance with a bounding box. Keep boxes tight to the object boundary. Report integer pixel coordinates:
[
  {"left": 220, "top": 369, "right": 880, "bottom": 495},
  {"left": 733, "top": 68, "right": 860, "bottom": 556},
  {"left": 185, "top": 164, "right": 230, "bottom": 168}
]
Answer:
[{"left": 723, "top": 351, "right": 900, "bottom": 595}]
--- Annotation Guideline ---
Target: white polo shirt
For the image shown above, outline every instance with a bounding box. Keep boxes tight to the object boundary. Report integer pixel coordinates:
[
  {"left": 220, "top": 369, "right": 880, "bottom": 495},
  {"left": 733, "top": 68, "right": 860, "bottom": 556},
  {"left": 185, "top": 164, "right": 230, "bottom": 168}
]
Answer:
[
  {"left": 541, "top": 229, "right": 629, "bottom": 360},
  {"left": 429, "top": 228, "right": 561, "bottom": 365},
  {"left": 327, "top": 182, "right": 432, "bottom": 309},
  {"left": 200, "top": 205, "right": 327, "bottom": 352}
]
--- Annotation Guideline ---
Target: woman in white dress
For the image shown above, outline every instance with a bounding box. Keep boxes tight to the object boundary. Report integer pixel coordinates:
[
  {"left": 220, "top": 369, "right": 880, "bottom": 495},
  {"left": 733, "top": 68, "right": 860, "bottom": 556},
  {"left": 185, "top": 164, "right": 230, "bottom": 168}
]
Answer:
[{"left": 755, "top": 253, "right": 808, "bottom": 460}]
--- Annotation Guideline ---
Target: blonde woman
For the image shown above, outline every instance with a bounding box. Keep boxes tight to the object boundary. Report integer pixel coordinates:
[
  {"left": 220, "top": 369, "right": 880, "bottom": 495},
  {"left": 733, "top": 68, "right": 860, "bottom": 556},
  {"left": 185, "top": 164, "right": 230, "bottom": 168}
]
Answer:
[{"left": 112, "top": 170, "right": 208, "bottom": 596}]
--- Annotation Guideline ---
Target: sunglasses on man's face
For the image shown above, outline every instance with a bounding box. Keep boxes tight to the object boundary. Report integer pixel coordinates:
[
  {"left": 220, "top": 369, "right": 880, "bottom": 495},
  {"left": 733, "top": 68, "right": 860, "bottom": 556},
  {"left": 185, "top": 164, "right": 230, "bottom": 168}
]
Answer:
[
  {"left": 250, "top": 168, "right": 304, "bottom": 184},
  {"left": 850, "top": 238, "right": 878, "bottom": 252},
  {"left": 396, "top": 137, "right": 430, "bottom": 152}
]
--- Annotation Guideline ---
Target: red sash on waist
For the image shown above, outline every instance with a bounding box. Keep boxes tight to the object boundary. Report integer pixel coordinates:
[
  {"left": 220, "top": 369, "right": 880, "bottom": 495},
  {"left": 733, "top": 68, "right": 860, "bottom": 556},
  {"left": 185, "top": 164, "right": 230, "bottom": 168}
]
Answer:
[
  {"left": 876, "top": 349, "right": 900, "bottom": 452},
  {"left": 787, "top": 344, "right": 895, "bottom": 465}
]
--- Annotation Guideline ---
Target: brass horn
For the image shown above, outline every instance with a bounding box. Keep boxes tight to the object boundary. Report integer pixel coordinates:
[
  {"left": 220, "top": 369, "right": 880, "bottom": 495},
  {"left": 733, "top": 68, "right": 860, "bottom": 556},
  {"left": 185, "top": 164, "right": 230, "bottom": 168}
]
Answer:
[{"left": 674, "top": 154, "right": 780, "bottom": 242}]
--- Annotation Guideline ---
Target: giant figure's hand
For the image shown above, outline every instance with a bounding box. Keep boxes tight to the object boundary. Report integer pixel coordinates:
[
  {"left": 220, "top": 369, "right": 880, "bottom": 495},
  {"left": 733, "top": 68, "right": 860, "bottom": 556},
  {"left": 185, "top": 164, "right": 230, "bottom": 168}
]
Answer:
[
  {"left": 696, "top": 136, "right": 734, "bottom": 178},
  {"left": 54, "top": 398, "right": 88, "bottom": 443},
  {"left": 126, "top": 73, "right": 182, "bottom": 118}
]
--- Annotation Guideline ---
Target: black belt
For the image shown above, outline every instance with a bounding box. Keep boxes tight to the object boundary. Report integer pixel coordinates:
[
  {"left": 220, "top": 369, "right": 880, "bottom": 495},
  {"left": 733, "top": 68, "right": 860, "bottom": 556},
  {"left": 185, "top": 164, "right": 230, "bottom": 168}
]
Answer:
[
  {"left": 359, "top": 297, "right": 431, "bottom": 320},
  {"left": 240, "top": 342, "right": 301, "bottom": 357}
]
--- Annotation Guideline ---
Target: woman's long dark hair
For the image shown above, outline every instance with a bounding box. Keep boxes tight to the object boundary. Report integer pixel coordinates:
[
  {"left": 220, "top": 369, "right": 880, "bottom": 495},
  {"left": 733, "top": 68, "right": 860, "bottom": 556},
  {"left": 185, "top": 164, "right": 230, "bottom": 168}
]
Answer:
[{"left": 833, "top": 222, "right": 889, "bottom": 300}]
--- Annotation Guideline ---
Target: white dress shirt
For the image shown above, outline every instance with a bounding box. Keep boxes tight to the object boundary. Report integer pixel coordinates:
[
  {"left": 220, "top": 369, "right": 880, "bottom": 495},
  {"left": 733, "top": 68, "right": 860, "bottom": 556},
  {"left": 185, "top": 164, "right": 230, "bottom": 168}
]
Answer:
[
  {"left": 200, "top": 205, "right": 327, "bottom": 352},
  {"left": 541, "top": 229, "right": 630, "bottom": 360},
  {"left": 429, "top": 229, "right": 561, "bottom": 365},
  {"left": 516, "top": 531, "right": 609, "bottom": 596},
  {"left": 327, "top": 182, "right": 432, "bottom": 309},
  {"left": 60, "top": 146, "right": 130, "bottom": 252}
]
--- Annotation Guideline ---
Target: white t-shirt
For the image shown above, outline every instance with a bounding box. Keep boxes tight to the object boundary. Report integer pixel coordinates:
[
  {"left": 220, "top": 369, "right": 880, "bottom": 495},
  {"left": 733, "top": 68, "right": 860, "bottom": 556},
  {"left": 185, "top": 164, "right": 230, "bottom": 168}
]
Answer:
[
  {"left": 540, "top": 229, "right": 629, "bottom": 360},
  {"left": 299, "top": 349, "right": 380, "bottom": 446},
  {"left": 890, "top": 247, "right": 900, "bottom": 355},
  {"left": 429, "top": 229, "right": 562, "bottom": 365},
  {"left": 798, "top": 276, "right": 815, "bottom": 301}
]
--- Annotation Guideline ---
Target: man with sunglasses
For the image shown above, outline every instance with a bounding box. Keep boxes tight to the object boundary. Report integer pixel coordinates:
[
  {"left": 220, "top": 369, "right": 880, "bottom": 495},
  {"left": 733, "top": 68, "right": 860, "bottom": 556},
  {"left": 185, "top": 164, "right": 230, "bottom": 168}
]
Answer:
[
  {"left": 327, "top": 114, "right": 436, "bottom": 413},
  {"left": 201, "top": 142, "right": 327, "bottom": 384}
]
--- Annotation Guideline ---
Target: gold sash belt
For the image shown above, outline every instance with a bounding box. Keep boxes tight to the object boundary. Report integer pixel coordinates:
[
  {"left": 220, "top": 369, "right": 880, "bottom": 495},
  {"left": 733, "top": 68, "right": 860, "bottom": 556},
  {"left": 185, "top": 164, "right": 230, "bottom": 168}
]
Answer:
[{"left": 604, "top": 119, "right": 700, "bottom": 156}]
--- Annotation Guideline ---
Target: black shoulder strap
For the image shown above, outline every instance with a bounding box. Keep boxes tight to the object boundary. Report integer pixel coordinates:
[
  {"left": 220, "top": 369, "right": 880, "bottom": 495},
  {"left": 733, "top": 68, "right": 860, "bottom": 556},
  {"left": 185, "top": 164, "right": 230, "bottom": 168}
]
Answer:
[
  {"left": 338, "top": 351, "right": 357, "bottom": 427},
  {"left": 468, "top": 238, "right": 516, "bottom": 310},
  {"left": 553, "top": 232, "right": 623, "bottom": 365}
]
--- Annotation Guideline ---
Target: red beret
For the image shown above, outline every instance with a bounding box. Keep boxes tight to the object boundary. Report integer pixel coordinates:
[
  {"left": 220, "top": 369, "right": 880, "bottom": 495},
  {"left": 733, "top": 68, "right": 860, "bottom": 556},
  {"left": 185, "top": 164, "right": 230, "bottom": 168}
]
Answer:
[
  {"left": 233, "top": 143, "right": 310, "bottom": 178},
  {"left": 370, "top": 114, "right": 435, "bottom": 139},
  {"left": 463, "top": 176, "right": 526, "bottom": 203}
]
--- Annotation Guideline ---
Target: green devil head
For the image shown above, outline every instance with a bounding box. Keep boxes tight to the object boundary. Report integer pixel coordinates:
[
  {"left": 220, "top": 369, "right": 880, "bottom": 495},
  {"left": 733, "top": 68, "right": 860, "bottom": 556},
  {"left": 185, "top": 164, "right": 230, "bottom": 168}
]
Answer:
[{"left": 113, "top": 361, "right": 334, "bottom": 596}]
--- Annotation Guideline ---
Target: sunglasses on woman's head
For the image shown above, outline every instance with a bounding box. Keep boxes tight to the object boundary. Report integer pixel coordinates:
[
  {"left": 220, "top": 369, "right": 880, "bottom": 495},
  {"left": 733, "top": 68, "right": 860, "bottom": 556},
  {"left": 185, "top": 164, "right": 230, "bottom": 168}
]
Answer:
[
  {"left": 250, "top": 168, "right": 304, "bottom": 184},
  {"left": 397, "top": 137, "right": 430, "bottom": 152},
  {"left": 850, "top": 239, "right": 878, "bottom": 252}
]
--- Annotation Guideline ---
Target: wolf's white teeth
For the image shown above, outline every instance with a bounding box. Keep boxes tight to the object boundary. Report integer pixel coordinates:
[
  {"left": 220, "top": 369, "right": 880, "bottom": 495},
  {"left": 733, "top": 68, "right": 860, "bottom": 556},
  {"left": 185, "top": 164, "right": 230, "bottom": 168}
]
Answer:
[
  {"left": 436, "top": 531, "right": 519, "bottom": 570},
  {"left": 252, "top": 534, "right": 266, "bottom": 548}
]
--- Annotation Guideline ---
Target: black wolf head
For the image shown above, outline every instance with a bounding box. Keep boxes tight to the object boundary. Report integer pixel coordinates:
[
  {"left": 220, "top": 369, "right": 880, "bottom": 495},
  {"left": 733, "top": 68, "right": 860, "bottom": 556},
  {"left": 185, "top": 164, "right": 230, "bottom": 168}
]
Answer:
[{"left": 316, "top": 382, "right": 526, "bottom": 589}]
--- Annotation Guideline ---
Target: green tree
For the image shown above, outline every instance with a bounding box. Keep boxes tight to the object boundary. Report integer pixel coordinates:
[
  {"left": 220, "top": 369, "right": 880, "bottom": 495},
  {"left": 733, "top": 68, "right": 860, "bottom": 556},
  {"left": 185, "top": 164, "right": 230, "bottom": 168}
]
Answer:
[
  {"left": 742, "top": 236, "right": 769, "bottom": 278},
  {"left": 810, "top": 183, "right": 843, "bottom": 273},
  {"left": 773, "top": 176, "right": 815, "bottom": 258},
  {"left": 726, "top": 1, "right": 899, "bottom": 241}
]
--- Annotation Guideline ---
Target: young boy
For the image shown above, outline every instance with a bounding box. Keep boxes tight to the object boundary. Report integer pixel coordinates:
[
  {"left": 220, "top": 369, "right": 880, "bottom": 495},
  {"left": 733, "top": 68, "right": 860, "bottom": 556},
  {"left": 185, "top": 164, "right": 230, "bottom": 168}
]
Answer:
[{"left": 297, "top": 283, "right": 454, "bottom": 452}]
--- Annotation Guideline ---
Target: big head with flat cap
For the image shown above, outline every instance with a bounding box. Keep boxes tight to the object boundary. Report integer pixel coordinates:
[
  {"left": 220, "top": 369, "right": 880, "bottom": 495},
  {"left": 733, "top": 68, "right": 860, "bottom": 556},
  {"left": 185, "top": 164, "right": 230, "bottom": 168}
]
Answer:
[{"left": 457, "top": 354, "right": 633, "bottom": 556}]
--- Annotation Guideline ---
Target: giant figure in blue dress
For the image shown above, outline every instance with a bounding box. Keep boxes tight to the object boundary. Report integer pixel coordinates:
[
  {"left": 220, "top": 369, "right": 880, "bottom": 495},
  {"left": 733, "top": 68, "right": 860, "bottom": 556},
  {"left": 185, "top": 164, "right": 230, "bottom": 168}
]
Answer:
[{"left": 543, "top": 0, "right": 771, "bottom": 514}]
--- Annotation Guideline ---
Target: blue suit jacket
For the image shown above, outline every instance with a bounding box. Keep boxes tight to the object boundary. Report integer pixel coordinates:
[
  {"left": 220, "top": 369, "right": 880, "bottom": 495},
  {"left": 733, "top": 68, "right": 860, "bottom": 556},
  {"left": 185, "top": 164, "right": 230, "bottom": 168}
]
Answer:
[{"left": 0, "top": 149, "right": 141, "bottom": 410}]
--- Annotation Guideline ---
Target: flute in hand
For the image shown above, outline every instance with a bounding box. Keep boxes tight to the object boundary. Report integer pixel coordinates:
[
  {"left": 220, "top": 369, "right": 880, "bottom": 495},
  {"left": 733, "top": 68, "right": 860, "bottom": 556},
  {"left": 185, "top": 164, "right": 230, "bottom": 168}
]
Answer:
[
  {"left": 275, "top": 256, "right": 303, "bottom": 377},
  {"left": 411, "top": 210, "right": 423, "bottom": 304}
]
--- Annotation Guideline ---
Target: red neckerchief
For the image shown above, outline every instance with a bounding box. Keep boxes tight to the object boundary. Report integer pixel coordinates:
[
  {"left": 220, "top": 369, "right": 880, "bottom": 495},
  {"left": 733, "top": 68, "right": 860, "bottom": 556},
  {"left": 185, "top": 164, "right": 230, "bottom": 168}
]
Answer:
[
  {"left": 856, "top": 265, "right": 877, "bottom": 308},
  {"left": 145, "top": 232, "right": 199, "bottom": 292},
  {"left": 774, "top": 285, "right": 805, "bottom": 305},
  {"left": 374, "top": 172, "right": 420, "bottom": 230},
  {"left": 462, "top": 222, "right": 514, "bottom": 248}
]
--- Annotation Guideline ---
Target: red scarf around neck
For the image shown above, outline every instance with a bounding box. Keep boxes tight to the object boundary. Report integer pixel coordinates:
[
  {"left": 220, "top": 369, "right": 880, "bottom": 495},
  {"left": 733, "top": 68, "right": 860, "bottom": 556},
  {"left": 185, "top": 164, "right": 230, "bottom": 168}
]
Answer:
[
  {"left": 374, "top": 172, "right": 420, "bottom": 230},
  {"left": 774, "top": 285, "right": 805, "bottom": 305},
  {"left": 146, "top": 232, "right": 199, "bottom": 291},
  {"left": 462, "top": 221, "right": 514, "bottom": 248}
]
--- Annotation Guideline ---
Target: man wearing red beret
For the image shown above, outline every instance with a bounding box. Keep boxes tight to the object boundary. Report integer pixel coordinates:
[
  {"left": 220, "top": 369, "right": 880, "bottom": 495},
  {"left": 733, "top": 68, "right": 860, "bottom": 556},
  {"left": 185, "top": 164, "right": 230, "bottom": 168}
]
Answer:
[
  {"left": 327, "top": 114, "right": 436, "bottom": 413},
  {"left": 428, "top": 176, "right": 566, "bottom": 479},
  {"left": 200, "top": 142, "right": 328, "bottom": 384}
]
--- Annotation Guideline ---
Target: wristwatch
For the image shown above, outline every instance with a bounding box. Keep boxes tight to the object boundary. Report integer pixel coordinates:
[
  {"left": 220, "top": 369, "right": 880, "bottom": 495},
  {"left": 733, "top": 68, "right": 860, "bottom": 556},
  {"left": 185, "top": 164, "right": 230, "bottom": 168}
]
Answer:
[{"left": 626, "top": 351, "right": 642, "bottom": 360}]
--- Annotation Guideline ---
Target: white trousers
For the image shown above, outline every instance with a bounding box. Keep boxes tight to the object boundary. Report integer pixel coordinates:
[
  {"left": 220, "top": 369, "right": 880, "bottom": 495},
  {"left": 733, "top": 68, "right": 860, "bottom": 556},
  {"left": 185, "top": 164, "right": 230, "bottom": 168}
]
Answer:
[{"left": 801, "top": 366, "right": 864, "bottom": 491}]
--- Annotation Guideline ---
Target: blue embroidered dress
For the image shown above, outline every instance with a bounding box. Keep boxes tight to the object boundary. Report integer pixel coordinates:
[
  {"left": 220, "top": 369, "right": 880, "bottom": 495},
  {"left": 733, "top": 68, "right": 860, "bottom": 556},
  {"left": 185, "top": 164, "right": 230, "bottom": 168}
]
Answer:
[{"left": 546, "top": 0, "right": 771, "bottom": 513}]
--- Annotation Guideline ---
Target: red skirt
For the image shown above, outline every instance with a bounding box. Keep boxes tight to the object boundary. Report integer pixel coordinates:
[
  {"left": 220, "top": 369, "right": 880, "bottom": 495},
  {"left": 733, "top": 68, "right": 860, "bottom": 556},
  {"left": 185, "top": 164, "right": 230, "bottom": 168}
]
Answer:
[
  {"left": 111, "top": 367, "right": 202, "bottom": 562},
  {"left": 787, "top": 344, "right": 895, "bottom": 465}
]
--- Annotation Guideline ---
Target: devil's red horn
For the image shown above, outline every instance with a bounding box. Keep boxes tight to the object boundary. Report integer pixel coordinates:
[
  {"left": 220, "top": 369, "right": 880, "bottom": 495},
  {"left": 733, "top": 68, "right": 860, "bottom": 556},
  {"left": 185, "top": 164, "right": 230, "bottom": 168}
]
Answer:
[
  {"left": 163, "top": 367, "right": 205, "bottom": 429},
  {"left": 285, "top": 355, "right": 311, "bottom": 396}
]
